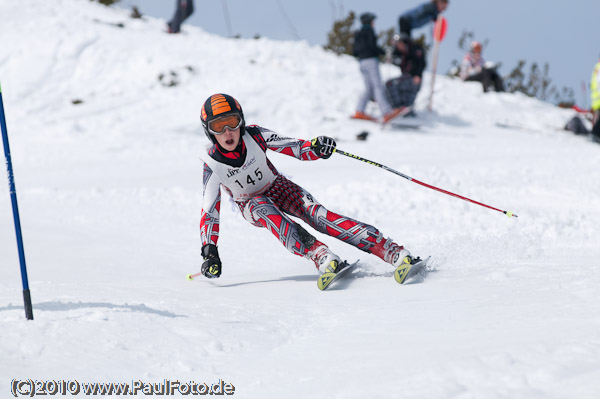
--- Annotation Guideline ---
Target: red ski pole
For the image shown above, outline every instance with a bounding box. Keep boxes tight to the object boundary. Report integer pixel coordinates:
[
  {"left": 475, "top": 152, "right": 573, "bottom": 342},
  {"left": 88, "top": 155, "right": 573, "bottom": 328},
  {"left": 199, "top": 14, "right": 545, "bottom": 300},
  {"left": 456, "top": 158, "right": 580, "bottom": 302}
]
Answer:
[
  {"left": 335, "top": 149, "right": 518, "bottom": 218},
  {"left": 186, "top": 272, "right": 204, "bottom": 281}
]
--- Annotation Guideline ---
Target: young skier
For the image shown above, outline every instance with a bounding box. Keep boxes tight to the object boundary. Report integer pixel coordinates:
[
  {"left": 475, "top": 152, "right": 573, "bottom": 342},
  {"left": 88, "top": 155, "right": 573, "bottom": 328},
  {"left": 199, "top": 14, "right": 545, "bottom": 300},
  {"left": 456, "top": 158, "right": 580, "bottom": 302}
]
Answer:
[{"left": 198, "top": 93, "right": 420, "bottom": 286}]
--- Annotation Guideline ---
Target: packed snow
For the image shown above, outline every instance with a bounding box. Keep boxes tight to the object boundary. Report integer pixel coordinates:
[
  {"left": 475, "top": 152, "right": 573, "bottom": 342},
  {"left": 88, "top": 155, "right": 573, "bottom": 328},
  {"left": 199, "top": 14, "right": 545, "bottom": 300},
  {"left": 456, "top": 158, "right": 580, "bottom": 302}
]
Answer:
[{"left": 1, "top": 1, "right": 599, "bottom": 398}]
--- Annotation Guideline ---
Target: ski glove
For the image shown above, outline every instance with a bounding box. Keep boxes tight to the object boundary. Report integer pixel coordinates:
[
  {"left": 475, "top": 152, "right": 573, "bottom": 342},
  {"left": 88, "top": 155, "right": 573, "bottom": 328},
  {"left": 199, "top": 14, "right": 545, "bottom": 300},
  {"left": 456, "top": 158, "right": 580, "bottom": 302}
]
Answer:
[
  {"left": 311, "top": 136, "right": 336, "bottom": 159},
  {"left": 201, "top": 244, "right": 222, "bottom": 278}
]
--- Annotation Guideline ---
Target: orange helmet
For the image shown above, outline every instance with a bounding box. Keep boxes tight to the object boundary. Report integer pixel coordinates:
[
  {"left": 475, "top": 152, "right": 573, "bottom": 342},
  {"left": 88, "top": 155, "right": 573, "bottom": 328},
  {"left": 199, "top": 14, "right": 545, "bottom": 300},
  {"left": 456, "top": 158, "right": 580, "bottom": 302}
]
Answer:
[{"left": 200, "top": 93, "right": 245, "bottom": 143}]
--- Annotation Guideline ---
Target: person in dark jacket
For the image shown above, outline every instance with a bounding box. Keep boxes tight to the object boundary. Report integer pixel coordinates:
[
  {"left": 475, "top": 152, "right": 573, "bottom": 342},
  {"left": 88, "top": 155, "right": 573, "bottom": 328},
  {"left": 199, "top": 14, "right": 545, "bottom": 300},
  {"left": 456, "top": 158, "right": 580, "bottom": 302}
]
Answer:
[
  {"left": 387, "top": 36, "right": 427, "bottom": 108},
  {"left": 352, "top": 12, "right": 404, "bottom": 123},
  {"left": 398, "top": 0, "right": 448, "bottom": 40},
  {"left": 167, "top": 0, "right": 194, "bottom": 34}
]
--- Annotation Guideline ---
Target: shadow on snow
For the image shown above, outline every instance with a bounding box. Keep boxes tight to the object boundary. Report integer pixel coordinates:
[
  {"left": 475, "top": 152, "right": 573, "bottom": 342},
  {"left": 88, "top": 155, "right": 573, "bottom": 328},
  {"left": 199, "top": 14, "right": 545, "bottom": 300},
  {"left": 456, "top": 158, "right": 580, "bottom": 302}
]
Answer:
[{"left": 0, "top": 301, "right": 185, "bottom": 318}]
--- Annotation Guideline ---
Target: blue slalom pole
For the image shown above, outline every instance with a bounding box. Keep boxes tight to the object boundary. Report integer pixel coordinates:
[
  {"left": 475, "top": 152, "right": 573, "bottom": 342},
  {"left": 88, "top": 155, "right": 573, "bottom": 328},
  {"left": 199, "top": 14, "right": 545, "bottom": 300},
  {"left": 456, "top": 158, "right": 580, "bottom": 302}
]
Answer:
[{"left": 0, "top": 82, "right": 33, "bottom": 320}]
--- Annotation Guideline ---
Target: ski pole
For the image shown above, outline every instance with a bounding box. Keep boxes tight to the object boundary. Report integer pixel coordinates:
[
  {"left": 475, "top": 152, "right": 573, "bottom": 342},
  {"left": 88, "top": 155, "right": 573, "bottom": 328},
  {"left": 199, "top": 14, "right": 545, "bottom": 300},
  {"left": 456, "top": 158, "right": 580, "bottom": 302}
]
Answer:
[
  {"left": 334, "top": 148, "right": 518, "bottom": 218},
  {"left": 1, "top": 82, "right": 34, "bottom": 320},
  {"left": 186, "top": 272, "right": 203, "bottom": 281}
]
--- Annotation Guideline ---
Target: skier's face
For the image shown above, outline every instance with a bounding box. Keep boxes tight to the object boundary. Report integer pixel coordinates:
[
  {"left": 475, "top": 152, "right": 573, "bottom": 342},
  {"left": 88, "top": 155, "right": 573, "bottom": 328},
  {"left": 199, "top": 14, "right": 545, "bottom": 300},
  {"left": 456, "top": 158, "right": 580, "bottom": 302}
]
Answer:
[{"left": 214, "top": 126, "right": 241, "bottom": 151}]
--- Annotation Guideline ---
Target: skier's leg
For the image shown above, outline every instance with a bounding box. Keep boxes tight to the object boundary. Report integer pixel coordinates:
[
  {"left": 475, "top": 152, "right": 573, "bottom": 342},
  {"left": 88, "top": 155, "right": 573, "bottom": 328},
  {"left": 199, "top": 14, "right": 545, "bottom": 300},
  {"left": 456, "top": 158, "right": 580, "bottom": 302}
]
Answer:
[
  {"left": 357, "top": 59, "right": 375, "bottom": 113},
  {"left": 465, "top": 71, "right": 486, "bottom": 92},
  {"left": 491, "top": 69, "right": 505, "bottom": 92},
  {"left": 407, "top": 80, "right": 421, "bottom": 107},
  {"left": 305, "top": 204, "right": 411, "bottom": 266},
  {"left": 168, "top": 0, "right": 185, "bottom": 33},
  {"left": 184, "top": 0, "right": 194, "bottom": 20},
  {"left": 264, "top": 176, "right": 412, "bottom": 267},
  {"left": 392, "top": 76, "right": 416, "bottom": 108},
  {"left": 239, "top": 195, "right": 340, "bottom": 271},
  {"left": 363, "top": 58, "right": 393, "bottom": 115},
  {"left": 481, "top": 68, "right": 494, "bottom": 92}
]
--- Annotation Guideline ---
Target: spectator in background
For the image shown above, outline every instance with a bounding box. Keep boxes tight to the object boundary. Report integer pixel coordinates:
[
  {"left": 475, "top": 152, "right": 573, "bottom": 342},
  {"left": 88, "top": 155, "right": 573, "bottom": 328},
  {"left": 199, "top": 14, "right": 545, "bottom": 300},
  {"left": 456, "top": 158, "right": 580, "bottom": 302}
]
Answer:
[
  {"left": 167, "top": 0, "right": 194, "bottom": 34},
  {"left": 398, "top": 0, "right": 448, "bottom": 41},
  {"left": 459, "top": 41, "right": 505, "bottom": 93},
  {"left": 386, "top": 35, "right": 427, "bottom": 110},
  {"left": 351, "top": 12, "right": 404, "bottom": 123},
  {"left": 591, "top": 59, "right": 600, "bottom": 142}
]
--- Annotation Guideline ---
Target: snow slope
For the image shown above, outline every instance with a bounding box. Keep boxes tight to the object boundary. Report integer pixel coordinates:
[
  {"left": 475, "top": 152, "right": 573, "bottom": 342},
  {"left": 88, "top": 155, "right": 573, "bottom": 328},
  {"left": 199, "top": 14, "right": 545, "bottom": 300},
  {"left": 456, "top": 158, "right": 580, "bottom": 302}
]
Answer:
[{"left": 1, "top": 1, "right": 599, "bottom": 398}]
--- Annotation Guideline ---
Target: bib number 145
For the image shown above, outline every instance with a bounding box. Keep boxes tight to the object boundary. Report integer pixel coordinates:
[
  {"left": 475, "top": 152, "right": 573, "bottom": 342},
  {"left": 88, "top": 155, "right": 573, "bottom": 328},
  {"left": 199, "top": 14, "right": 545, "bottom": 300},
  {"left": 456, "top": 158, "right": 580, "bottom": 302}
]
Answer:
[{"left": 234, "top": 167, "right": 263, "bottom": 189}]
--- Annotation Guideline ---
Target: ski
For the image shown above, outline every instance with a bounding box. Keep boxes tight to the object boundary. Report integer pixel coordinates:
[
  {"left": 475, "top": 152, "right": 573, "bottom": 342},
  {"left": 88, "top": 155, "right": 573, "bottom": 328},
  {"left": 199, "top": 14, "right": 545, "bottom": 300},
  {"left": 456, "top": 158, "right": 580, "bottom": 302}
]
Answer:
[
  {"left": 317, "top": 260, "right": 360, "bottom": 291},
  {"left": 350, "top": 108, "right": 419, "bottom": 130},
  {"left": 394, "top": 256, "right": 431, "bottom": 284},
  {"left": 381, "top": 106, "right": 412, "bottom": 127}
]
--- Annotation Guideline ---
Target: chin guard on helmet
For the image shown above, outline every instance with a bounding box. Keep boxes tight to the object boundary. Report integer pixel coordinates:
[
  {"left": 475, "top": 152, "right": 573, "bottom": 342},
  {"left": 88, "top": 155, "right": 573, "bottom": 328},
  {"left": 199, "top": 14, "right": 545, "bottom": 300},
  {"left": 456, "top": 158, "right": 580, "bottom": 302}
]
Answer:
[{"left": 200, "top": 93, "right": 245, "bottom": 143}]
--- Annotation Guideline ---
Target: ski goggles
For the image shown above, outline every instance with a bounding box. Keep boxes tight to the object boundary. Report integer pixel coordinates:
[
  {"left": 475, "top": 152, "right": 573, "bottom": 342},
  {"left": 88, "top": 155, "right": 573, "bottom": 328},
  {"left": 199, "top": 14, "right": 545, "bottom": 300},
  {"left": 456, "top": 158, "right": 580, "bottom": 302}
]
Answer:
[{"left": 207, "top": 113, "right": 243, "bottom": 135}]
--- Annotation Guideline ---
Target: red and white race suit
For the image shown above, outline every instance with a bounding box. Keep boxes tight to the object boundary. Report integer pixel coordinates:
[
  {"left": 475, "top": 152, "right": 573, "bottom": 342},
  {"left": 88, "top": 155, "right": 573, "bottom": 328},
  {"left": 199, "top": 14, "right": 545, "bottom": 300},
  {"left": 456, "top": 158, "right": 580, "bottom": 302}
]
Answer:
[{"left": 199, "top": 126, "right": 408, "bottom": 268}]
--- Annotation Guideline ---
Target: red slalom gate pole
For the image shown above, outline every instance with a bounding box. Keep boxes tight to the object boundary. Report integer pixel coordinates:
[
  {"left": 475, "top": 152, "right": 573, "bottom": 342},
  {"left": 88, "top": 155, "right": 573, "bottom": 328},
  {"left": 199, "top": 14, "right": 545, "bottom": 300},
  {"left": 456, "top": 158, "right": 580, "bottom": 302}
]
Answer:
[
  {"left": 335, "top": 149, "right": 518, "bottom": 218},
  {"left": 427, "top": 16, "right": 448, "bottom": 111}
]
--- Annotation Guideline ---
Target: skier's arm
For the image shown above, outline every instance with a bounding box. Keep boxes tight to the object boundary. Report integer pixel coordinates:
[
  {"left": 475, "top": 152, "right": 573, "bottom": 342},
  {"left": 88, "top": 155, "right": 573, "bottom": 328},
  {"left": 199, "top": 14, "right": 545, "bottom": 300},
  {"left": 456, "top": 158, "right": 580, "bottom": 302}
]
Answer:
[
  {"left": 256, "top": 126, "right": 335, "bottom": 160},
  {"left": 310, "top": 136, "right": 336, "bottom": 159},
  {"left": 199, "top": 163, "right": 223, "bottom": 278},
  {"left": 201, "top": 242, "right": 221, "bottom": 279},
  {"left": 200, "top": 163, "right": 222, "bottom": 248}
]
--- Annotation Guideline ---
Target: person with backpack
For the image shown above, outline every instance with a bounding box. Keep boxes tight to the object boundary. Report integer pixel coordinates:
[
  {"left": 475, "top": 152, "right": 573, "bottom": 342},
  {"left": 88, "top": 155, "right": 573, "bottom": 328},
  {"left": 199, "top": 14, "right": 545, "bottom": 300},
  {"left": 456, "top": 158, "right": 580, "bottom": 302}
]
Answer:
[
  {"left": 459, "top": 41, "right": 505, "bottom": 93},
  {"left": 398, "top": 0, "right": 448, "bottom": 41},
  {"left": 351, "top": 12, "right": 405, "bottom": 123},
  {"left": 198, "top": 93, "right": 421, "bottom": 287},
  {"left": 386, "top": 35, "right": 427, "bottom": 109}
]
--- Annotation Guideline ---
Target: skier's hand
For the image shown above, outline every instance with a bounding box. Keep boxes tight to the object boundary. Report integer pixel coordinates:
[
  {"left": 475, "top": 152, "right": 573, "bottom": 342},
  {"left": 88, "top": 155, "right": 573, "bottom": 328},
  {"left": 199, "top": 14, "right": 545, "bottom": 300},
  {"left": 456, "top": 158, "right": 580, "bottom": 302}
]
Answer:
[
  {"left": 311, "top": 136, "right": 336, "bottom": 159},
  {"left": 201, "top": 244, "right": 222, "bottom": 279},
  {"left": 201, "top": 258, "right": 221, "bottom": 279}
]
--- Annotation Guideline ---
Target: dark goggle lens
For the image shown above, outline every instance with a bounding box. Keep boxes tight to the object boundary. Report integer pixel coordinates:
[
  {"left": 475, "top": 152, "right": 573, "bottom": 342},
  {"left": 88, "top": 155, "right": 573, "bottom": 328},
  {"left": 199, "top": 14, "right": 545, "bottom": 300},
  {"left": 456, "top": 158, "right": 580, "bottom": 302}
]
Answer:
[{"left": 208, "top": 114, "right": 242, "bottom": 134}]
